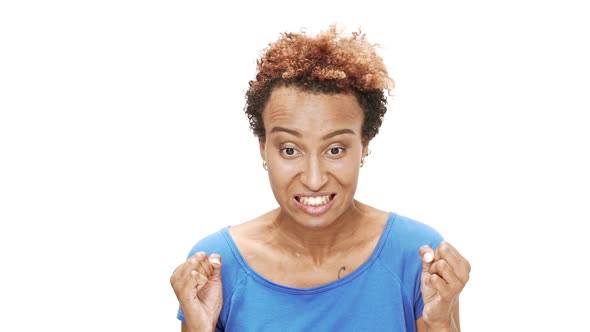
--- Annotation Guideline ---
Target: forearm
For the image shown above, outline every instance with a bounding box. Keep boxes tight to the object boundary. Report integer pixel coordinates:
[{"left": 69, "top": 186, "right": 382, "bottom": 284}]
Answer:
[
  {"left": 180, "top": 306, "right": 218, "bottom": 332},
  {"left": 427, "top": 314, "right": 459, "bottom": 332},
  {"left": 427, "top": 323, "right": 458, "bottom": 332},
  {"left": 182, "top": 321, "right": 216, "bottom": 332}
]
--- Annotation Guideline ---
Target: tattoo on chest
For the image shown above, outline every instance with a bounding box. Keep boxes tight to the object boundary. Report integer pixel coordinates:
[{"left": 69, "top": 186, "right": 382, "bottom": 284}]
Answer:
[{"left": 338, "top": 266, "right": 346, "bottom": 279}]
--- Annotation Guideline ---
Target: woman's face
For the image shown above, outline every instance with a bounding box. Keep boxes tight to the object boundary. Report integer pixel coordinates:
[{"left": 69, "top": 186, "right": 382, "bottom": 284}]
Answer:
[{"left": 260, "top": 85, "right": 367, "bottom": 228}]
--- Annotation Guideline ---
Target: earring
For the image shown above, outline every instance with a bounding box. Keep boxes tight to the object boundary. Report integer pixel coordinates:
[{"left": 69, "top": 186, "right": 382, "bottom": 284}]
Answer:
[
  {"left": 263, "top": 160, "right": 268, "bottom": 171},
  {"left": 360, "top": 157, "right": 365, "bottom": 167}
]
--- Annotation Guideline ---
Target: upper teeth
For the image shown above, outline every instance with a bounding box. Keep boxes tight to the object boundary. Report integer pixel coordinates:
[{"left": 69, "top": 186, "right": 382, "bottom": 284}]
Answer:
[{"left": 299, "top": 195, "right": 331, "bottom": 206}]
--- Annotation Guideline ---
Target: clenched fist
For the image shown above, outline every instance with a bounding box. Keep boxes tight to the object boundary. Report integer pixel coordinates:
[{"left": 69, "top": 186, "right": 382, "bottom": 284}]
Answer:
[
  {"left": 419, "top": 242, "right": 470, "bottom": 330},
  {"left": 170, "top": 252, "right": 223, "bottom": 332}
]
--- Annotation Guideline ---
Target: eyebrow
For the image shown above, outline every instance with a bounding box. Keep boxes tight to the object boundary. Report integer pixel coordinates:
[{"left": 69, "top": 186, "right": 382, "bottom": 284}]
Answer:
[
  {"left": 270, "top": 126, "right": 302, "bottom": 137},
  {"left": 269, "top": 127, "right": 356, "bottom": 140},
  {"left": 322, "top": 128, "right": 356, "bottom": 140}
]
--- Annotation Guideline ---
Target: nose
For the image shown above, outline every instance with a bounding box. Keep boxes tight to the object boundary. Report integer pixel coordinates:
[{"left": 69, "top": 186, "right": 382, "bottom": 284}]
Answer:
[{"left": 300, "top": 155, "right": 328, "bottom": 191}]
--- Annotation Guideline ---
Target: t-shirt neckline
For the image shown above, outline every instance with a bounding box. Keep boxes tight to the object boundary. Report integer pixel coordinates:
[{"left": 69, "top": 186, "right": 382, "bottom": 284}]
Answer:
[{"left": 221, "top": 212, "right": 397, "bottom": 294}]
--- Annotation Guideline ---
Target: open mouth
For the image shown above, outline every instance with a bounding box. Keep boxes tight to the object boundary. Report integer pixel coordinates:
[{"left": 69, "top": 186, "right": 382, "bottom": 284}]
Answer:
[{"left": 295, "top": 194, "right": 336, "bottom": 207}]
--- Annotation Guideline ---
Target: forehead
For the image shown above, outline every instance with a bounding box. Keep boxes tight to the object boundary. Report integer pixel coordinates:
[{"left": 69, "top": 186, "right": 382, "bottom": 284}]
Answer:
[{"left": 263, "top": 86, "right": 364, "bottom": 135}]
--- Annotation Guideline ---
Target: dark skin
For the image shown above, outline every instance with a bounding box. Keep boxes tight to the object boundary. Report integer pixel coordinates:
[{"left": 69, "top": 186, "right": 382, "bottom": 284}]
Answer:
[
  {"left": 171, "top": 86, "right": 470, "bottom": 332},
  {"left": 227, "top": 205, "right": 388, "bottom": 289}
]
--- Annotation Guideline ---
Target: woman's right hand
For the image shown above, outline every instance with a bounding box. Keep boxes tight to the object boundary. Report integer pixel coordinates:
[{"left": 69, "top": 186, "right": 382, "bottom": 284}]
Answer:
[{"left": 170, "top": 252, "right": 223, "bottom": 332}]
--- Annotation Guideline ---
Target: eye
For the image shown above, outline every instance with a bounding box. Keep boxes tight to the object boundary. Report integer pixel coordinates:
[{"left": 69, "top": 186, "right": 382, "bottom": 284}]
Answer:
[
  {"left": 327, "top": 147, "right": 345, "bottom": 156},
  {"left": 280, "top": 146, "right": 300, "bottom": 158}
]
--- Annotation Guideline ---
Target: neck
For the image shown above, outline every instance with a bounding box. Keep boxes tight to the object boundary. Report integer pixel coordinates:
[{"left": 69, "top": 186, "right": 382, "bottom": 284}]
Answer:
[{"left": 270, "top": 200, "right": 368, "bottom": 264}]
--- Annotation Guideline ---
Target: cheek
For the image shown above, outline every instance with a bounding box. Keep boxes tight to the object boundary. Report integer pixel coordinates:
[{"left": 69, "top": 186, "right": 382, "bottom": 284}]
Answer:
[
  {"left": 327, "top": 161, "right": 360, "bottom": 185},
  {"left": 267, "top": 162, "right": 297, "bottom": 191}
]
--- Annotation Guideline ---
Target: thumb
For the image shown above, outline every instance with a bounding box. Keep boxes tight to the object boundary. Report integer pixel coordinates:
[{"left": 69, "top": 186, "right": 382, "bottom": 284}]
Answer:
[
  {"left": 419, "top": 245, "right": 435, "bottom": 273},
  {"left": 209, "top": 254, "right": 222, "bottom": 279}
]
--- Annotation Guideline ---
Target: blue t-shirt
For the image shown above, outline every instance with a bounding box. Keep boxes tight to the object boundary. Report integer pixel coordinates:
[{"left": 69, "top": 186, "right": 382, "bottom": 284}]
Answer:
[{"left": 177, "top": 212, "right": 443, "bottom": 331}]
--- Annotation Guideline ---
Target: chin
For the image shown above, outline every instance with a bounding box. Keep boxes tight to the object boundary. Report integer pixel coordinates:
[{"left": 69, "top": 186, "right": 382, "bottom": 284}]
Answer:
[
  {"left": 277, "top": 194, "right": 355, "bottom": 228},
  {"left": 292, "top": 204, "right": 347, "bottom": 230}
]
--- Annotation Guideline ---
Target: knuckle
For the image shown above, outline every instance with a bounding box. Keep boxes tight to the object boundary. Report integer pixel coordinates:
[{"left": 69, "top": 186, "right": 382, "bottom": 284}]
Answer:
[
  {"left": 190, "top": 252, "right": 207, "bottom": 265},
  {"left": 430, "top": 259, "right": 448, "bottom": 274},
  {"left": 430, "top": 274, "right": 445, "bottom": 291},
  {"left": 170, "top": 265, "right": 182, "bottom": 284},
  {"left": 438, "top": 243, "right": 451, "bottom": 255},
  {"left": 197, "top": 273, "right": 208, "bottom": 284},
  {"left": 170, "top": 274, "right": 181, "bottom": 288}
]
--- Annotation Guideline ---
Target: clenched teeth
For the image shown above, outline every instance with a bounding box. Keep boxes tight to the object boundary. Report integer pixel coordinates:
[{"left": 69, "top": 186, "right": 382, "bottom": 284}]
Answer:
[{"left": 297, "top": 195, "right": 332, "bottom": 206}]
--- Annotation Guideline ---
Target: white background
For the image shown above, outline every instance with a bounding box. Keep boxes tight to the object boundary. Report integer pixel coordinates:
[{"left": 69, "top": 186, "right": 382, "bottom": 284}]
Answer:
[{"left": 1, "top": 0, "right": 589, "bottom": 331}]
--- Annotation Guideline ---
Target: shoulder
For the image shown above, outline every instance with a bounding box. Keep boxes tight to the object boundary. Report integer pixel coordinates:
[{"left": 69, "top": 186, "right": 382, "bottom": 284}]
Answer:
[
  {"left": 184, "top": 227, "right": 250, "bottom": 300},
  {"left": 184, "top": 209, "right": 278, "bottom": 258},
  {"left": 183, "top": 228, "right": 232, "bottom": 262},
  {"left": 374, "top": 213, "right": 443, "bottom": 312},
  {"left": 387, "top": 213, "right": 444, "bottom": 249},
  {"left": 376, "top": 213, "right": 443, "bottom": 279}
]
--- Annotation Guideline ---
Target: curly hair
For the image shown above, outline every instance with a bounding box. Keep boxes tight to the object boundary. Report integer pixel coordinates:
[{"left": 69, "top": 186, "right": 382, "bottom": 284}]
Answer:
[{"left": 244, "top": 25, "right": 395, "bottom": 144}]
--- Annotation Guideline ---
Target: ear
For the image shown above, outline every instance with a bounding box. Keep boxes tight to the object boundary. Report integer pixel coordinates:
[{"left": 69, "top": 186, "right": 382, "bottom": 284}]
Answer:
[{"left": 362, "top": 143, "right": 369, "bottom": 158}]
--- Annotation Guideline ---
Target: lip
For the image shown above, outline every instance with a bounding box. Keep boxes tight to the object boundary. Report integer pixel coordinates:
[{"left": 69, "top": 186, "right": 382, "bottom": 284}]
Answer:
[{"left": 293, "top": 193, "right": 336, "bottom": 216}]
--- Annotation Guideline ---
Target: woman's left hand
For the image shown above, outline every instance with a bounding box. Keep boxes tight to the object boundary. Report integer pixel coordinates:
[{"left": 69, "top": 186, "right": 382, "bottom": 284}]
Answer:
[{"left": 419, "top": 241, "right": 470, "bottom": 329}]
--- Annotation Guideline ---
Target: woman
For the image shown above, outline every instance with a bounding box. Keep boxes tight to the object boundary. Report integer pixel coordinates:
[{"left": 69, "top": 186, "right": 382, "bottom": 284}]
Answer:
[{"left": 171, "top": 26, "right": 470, "bottom": 332}]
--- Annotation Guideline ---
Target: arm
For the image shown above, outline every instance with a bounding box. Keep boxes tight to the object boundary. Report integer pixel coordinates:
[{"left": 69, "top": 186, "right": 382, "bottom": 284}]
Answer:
[
  {"left": 417, "top": 242, "right": 470, "bottom": 332},
  {"left": 181, "top": 322, "right": 219, "bottom": 332},
  {"left": 416, "top": 299, "right": 460, "bottom": 332},
  {"left": 180, "top": 321, "right": 219, "bottom": 332}
]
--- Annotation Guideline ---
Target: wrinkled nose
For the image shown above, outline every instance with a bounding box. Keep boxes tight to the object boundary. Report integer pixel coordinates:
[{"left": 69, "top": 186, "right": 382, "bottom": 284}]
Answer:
[{"left": 300, "top": 156, "right": 328, "bottom": 191}]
